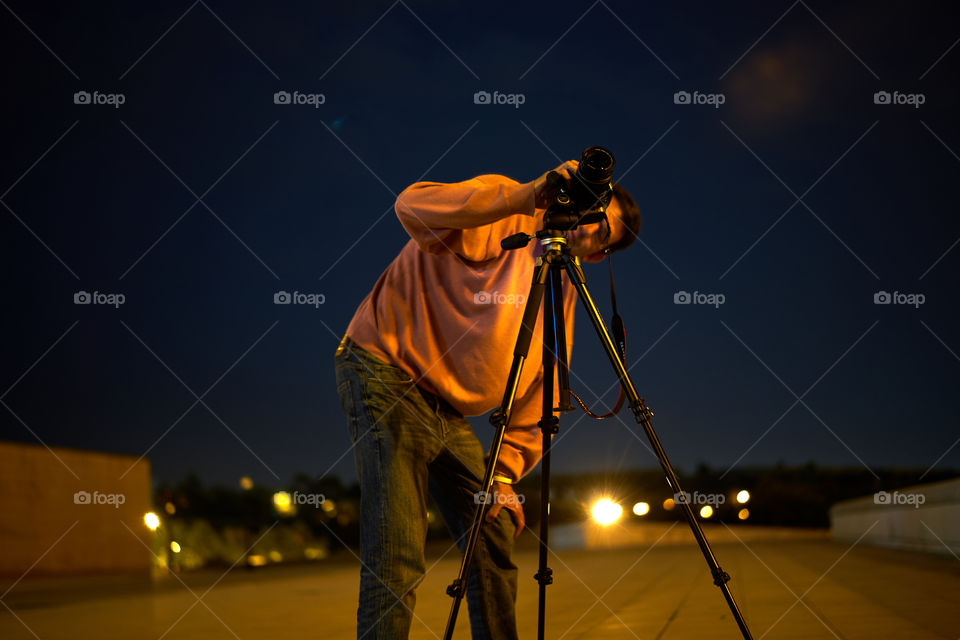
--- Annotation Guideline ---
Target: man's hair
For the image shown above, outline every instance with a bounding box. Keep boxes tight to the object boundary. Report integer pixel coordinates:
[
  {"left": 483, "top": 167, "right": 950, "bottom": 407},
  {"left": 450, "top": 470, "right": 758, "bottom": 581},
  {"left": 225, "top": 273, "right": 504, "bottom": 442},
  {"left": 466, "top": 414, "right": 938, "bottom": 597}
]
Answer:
[{"left": 606, "top": 183, "right": 642, "bottom": 254}]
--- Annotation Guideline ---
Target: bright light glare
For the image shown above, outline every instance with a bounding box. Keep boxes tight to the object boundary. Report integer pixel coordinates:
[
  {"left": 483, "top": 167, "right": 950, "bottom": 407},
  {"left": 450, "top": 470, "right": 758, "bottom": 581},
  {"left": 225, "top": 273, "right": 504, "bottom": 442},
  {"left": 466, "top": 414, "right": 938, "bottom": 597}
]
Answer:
[
  {"left": 738, "top": 508, "right": 750, "bottom": 520},
  {"left": 591, "top": 499, "right": 623, "bottom": 525},
  {"left": 273, "top": 491, "right": 295, "bottom": 515},
  {"left": 699, "top": 505, "right": 713, "bottom": 518},
  {"left": 736, "top": 490, "right": 750, "bottom": 504},
  {"left": 144, "top": 512, "right": 160, "bottom": 531},
  {"left": 632, "top": 502, "right": 650, "bottom": 516},
  {"left": 169, "top": 541, "right": 181, "bottom": 553}
]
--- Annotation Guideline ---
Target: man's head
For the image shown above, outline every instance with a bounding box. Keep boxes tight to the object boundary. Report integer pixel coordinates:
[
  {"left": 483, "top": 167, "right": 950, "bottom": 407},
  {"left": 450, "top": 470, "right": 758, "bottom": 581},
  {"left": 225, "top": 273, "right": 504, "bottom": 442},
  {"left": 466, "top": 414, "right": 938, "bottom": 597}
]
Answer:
[{"left": 566, "top": 184, "right": 642, "bottom": 263}]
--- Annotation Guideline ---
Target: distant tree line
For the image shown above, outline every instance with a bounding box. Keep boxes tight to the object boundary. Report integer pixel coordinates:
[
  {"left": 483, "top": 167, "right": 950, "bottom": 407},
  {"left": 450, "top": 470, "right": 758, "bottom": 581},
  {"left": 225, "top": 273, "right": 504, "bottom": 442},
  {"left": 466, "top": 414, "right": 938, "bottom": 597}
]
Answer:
[{"left": 152, "top": 464, "right": 957, "bottom": 570}]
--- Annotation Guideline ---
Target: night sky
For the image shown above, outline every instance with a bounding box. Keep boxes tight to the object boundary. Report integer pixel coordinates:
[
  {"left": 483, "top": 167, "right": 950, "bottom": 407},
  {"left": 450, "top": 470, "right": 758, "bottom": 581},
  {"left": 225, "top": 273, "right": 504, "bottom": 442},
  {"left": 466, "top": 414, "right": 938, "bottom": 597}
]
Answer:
[{"left": 2, "top": 1, "right": 958, "bottom": 490}]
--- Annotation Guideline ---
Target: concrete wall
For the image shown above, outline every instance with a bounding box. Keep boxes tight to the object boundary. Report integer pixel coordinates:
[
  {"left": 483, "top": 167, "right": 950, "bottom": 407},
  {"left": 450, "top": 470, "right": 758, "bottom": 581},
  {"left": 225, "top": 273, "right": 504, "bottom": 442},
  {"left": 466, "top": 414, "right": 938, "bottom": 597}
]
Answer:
[
  {"left": 550, "top": 521, "right": 829, "bottom": 551},
  {"left": 829, "top": 477, "right": 960, "bottom": 555},
  {"left": 0, "top": 440, "right": 153, "bottom": 576}
]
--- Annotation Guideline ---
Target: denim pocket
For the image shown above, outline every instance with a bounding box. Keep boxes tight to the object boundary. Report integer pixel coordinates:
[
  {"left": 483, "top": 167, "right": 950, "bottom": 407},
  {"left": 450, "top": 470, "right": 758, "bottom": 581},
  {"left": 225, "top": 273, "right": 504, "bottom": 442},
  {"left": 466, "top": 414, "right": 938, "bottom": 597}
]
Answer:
[{"left": 370, "top": 362, "right": 415, "bottom": 386}]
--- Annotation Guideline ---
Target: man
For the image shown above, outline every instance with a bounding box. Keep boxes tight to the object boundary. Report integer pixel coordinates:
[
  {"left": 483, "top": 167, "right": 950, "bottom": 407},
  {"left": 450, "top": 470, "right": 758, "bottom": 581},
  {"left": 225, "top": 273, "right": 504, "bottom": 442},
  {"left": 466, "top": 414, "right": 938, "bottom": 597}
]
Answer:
[{"left": 334, "top": 158, "right": 641, "bottom": 639}]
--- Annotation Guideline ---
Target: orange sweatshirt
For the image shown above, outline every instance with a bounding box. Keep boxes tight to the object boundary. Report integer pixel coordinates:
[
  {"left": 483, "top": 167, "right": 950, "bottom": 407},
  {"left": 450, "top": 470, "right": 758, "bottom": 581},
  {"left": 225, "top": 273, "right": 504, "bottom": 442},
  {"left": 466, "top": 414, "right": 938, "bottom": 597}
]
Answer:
[{"left": 344, "top": 174, "right": 577, "bottom": 482}]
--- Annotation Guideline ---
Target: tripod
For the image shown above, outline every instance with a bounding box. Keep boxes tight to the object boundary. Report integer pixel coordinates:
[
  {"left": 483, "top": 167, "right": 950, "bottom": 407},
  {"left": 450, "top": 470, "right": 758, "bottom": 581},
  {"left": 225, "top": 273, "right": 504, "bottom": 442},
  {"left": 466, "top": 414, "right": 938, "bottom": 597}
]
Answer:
[{"left": 442, "top": 218, "right": 754, "bottom": 639}]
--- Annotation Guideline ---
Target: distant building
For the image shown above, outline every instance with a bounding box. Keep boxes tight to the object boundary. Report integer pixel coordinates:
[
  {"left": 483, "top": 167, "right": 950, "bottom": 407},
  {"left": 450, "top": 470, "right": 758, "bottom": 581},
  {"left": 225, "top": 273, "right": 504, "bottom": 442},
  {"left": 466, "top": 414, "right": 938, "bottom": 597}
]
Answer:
[
  {"left": 0, "top": 441, "right": 153, "bottom": 576},
  {"left": 830, "top": 477, "right": 960, "bottom": 555}
]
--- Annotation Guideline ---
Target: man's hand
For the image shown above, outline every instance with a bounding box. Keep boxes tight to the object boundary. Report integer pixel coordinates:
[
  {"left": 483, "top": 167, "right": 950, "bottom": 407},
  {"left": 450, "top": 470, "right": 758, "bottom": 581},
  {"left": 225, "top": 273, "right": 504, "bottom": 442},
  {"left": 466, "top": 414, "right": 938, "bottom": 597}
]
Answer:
[
  {"left": 531, "top": 160, "right": 579, "bottom": 210},
  {"left": 484, "top": 481, "right": 525, "bottom": 538}
]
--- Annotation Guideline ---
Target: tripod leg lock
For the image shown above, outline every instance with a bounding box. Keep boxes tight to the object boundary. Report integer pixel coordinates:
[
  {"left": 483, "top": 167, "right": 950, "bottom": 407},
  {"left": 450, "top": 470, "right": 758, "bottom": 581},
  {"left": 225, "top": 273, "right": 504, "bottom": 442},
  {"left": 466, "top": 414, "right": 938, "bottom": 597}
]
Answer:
[
  {"left": 534, "top": 567, "right": 553, "bottom": 585},
  {"left": 446, "top": 579, "right": 464, "bottom": 598},
  {"left": 538, "top": 416, "right": 559, "bottom": 435},
  {"left": 631, "top": 399, "right": 654, "bottom": 422},
  {"left": 711, "top": 566, "right": 731, "bottom": 586}
]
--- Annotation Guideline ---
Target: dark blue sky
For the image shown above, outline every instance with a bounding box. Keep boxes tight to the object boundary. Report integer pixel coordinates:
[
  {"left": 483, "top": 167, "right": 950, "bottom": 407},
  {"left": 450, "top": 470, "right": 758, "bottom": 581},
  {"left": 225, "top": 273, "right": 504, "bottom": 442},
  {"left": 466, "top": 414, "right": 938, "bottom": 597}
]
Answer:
[{"left": 1, "top": 1, "right": 958, "bottom": 489}]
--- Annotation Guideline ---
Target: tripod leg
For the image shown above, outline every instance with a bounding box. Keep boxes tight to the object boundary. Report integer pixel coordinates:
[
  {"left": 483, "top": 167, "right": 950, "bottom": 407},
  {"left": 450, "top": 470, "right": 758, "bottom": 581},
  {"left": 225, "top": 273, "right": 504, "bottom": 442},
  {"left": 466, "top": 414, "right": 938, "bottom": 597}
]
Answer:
[
  {"left": 534, "top": 265, "right": 563, "bottom": 640},
  {"left": 560, "top": 255, "right": 755, "bottom": 640},
  {"left": 442, "top": 256, "right": 552, "bottom": 640},
  {"left": 552, "top": 266, "right": 572, "bottom": 412}
]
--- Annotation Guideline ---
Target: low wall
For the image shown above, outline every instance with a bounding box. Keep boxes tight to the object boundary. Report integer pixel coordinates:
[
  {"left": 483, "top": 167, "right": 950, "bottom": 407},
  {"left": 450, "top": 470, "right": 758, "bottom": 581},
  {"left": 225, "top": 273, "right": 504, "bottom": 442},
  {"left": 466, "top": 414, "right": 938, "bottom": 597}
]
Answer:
[
  {"left": 0, "top": 440, "right": 153, "bottom": 576},
  {"left": 829, "top": 477, "right": 960, "bottom": 555}
]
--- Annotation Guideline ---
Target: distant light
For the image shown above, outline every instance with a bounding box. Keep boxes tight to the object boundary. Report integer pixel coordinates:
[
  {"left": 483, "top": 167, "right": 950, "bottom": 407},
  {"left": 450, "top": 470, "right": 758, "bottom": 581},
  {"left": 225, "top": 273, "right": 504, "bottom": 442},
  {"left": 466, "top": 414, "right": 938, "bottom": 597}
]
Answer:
[
  {"left": 240, "top": 476, "right": 254, "bottom": 490},
  {"left": 164, "top": 501, "right": 176, "bottom": 515},
  {"left": 268, "top": 550, "right": 283, "bottom": 563},
  {"left": 247, "top": 554, "right": 267, "bottom": 567},
  {"left": 273, "top": 491, "right": 295, "bottom": 516},
  {"left": 662, "top": 498, "right": 675, "bottom": 511},
  {"left": 632, "top": 502, "right": 650, "bottom": 516},
  {"left": 170, "top": 541, "right": 181, "bottom": 553},
  {"left": 699, "top": 505, "right": 713, "bottom": 518},
  {"left": 738, "top": 508, "right": 750, "bottom": 520},
  {"left": 736, "top": 490, "right": 750, "bottom": 504},
  {"left": 304, "top": 547, "right": 325, "bottom": 560},
  {"left": 591, "top": 499, "right": 623, "bottom": 525},
  {"left": 144, "top": 512, "right": 160, "bottom": 531},
  {"left": 321, "top": 499, "right": 336, "bottom": 513}
]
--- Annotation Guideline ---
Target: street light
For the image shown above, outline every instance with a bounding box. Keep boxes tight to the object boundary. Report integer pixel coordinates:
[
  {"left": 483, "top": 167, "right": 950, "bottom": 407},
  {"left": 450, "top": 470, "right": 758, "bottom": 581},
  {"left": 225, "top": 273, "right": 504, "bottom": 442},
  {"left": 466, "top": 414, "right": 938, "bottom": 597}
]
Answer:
[{"left": 591, "top": 499, "right": 623, "bottom": 525}]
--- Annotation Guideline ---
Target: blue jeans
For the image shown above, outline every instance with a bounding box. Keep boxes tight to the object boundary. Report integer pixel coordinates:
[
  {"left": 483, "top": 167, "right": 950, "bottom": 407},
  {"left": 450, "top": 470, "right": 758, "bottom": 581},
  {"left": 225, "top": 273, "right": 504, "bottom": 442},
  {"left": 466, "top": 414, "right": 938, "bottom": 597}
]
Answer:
[{"left": 334, "top": 336, "right": 519, "bottom": 640}]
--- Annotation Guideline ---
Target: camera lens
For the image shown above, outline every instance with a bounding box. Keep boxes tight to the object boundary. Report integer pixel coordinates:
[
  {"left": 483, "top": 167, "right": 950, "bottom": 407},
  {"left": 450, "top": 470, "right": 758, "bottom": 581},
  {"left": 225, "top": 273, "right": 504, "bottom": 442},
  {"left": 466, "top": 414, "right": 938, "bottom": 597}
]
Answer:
[
  {"left": 578, "top": 146, "right": 615, "bottom": 183},
  {"left": 572, "top": 146, "right": 615, "bottom": 211}
]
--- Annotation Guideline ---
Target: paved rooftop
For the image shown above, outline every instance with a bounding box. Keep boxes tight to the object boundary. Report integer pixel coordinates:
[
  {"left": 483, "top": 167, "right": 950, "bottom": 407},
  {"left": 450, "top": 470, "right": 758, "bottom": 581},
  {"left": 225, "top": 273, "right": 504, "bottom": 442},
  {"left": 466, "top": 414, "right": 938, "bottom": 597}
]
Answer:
[{"left": 2, "top": 528, "right": 959, "bottom": 639}]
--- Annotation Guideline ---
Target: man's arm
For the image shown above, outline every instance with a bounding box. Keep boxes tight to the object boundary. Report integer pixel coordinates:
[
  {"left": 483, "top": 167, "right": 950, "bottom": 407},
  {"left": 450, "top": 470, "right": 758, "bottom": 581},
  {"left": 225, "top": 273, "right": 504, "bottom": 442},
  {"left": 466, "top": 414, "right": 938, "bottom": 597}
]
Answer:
[
  {"left": 485, "top": 340, "right": 573, "bottom": 537},
  {"left": 395, "top": 175, "right": 534, "bottom": 261},
  {"left": 395, "top": 162, "right": 579, "bottom": 261}
]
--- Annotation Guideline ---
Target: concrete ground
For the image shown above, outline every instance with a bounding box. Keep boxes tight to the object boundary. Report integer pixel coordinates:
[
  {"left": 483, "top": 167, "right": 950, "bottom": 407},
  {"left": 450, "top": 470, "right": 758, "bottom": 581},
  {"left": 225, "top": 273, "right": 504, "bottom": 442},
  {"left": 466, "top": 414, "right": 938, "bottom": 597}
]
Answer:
[{"left": 2, "top": 527, "right": 959, "bottom": 639}]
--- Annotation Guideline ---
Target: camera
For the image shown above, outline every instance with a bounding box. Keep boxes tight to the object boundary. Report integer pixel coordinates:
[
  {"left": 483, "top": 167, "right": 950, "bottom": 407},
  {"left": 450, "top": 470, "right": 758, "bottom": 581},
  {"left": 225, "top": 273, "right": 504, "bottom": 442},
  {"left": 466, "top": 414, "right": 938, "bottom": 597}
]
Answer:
[
  {"left": 499, "top": 146, "right": 617, "bottom": 250},
  {"left": 542, "top": 146, "right": 615, "bottom": 230}
]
